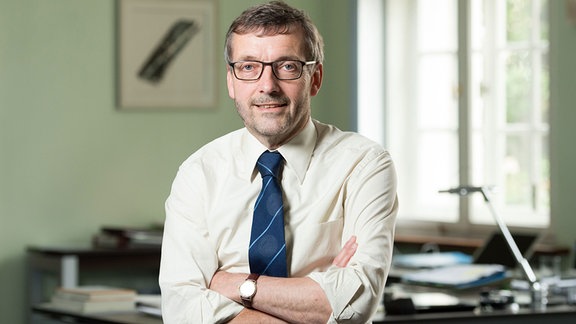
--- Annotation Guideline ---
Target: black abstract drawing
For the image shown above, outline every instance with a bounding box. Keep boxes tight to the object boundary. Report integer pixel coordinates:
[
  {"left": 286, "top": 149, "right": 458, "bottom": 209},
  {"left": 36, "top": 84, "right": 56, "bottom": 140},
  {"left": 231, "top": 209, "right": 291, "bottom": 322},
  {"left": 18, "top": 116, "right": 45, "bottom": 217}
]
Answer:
[{"left": 138, "top": 19, "right": 200, "bottom": 84}]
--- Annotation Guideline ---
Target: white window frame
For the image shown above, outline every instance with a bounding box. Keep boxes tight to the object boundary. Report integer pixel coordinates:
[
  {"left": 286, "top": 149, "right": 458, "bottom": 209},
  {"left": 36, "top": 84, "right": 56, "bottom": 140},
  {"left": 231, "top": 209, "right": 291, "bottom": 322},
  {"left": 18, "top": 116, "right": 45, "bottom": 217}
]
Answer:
[{"left": 357, "top": 0, "right": 550, "bottom": 235}]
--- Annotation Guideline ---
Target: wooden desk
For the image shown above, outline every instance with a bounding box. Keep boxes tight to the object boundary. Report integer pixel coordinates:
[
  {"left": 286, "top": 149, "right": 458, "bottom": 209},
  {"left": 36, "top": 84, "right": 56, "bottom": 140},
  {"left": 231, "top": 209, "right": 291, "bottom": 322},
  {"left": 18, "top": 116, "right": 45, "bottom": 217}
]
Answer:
[
  {"left": 32, "top": 304, "right": 162, "bottom": 324},
  {"left": 377, "top": 281, "right": 576, "bottom": 324},
  {"left": 27, "top": 244, "right": 161, "bottom": 321},
  {"left": 375, "top": 304, "right": 576, "bottom": 323},
  {"left": 33, "top": 303, "right": 576, "bottom": 324}
]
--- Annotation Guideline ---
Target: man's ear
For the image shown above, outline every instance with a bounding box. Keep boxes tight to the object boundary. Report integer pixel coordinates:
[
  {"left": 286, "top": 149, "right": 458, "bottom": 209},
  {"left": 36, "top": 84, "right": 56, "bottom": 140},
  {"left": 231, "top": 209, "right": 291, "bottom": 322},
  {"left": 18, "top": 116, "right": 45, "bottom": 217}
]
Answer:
[
  {"left": 226, "top": 67, "right": 235, "bottom": 99},
  {"left": 310, "top": 63, "right": 323, "bottom": 96}
]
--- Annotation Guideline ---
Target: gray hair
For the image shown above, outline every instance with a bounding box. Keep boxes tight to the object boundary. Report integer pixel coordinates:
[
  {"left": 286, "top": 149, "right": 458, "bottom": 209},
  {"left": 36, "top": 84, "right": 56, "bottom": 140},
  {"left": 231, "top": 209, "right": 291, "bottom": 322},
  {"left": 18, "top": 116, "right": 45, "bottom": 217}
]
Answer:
[{"left": 224, "top": 1, "right": 324, "bottom": 63}]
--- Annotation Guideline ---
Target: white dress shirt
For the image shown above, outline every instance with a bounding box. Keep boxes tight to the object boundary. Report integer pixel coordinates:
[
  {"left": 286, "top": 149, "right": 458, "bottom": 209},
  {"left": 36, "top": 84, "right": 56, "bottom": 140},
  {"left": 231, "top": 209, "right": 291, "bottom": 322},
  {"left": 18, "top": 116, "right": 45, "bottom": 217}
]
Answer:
[{"left": 159, "top": 119, "right": 398, "bottom": 323}]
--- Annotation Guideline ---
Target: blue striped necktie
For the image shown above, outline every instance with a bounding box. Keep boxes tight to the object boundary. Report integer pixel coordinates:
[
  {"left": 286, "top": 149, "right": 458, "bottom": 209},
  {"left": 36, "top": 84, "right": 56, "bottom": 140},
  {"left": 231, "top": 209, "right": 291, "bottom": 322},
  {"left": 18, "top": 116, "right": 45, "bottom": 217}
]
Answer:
[{"left": 249, "top": 151, "right": 288, "bottom": 277}]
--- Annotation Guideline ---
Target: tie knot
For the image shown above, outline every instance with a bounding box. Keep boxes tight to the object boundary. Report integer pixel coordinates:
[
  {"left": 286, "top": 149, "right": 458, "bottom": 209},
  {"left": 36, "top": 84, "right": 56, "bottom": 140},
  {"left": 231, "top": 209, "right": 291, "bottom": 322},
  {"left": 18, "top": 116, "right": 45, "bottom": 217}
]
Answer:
[{"left": 257, "top": 151, "right": 283, "bottom": 178}]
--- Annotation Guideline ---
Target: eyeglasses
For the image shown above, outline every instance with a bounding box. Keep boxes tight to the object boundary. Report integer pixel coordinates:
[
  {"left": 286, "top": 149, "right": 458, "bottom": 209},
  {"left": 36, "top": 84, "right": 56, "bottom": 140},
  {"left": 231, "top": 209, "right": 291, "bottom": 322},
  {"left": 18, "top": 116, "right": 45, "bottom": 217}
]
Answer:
[{"left": 228, "top": 60, "right": 317, "bottom": 81}]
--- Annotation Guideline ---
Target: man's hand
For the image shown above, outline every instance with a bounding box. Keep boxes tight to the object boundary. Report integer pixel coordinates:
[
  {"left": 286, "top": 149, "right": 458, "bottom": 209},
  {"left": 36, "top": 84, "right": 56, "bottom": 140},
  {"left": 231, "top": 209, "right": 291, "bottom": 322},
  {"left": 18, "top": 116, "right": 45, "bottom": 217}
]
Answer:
[{"left": 332, "top": 235, "right": 357, "bottom": 267}]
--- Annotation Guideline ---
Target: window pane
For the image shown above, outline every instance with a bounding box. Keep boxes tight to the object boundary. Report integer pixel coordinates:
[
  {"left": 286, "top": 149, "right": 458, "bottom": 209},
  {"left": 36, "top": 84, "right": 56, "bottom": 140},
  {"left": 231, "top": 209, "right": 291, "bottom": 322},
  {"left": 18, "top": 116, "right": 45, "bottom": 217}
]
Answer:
[
  {"left": 470, "top": 131, "right": 486, "bottom": 186},
  {"left": 504, "top": 134, "right": 532, "bottom": 205},
  {"left": 507, "top": 0, "right": 531, "bottom": 42},
  {"left": 418, "top": 55, "right": 458, "bottom": 128},
  {"left": 418, "top": 0, "right": 457, "bottom": 51},
  {"left": 505, "top": 51, "right": 532, "bottom": 123},
  {"left": 471, "top": 53, "right": 485, "bottom": 129},
  {"left": 540, "top": 52, "right": 549, "bottom": 124},
  {"left": 470, "top": 0, "right": 484, "bottom": 51},
  {"left": 498, "top": 133, "right": 549, "bottom": 227},
  {"left": 395, "top": 132, "right": 459, "bottom": 222},
  {"left": 418, "top": 132, "right": 459, "bottom": 198},
  {"left": 539, "top": 0, "right": 549, "bottom": 41},
  {"left": 471, "top": 132, "right": 549, "bottom": 227}
]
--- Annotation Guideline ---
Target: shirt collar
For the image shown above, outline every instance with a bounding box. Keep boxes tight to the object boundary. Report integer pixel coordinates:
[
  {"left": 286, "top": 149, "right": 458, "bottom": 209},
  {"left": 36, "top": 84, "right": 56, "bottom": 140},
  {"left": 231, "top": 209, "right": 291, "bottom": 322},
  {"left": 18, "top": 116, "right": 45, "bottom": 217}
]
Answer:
[{"left": 241, "top": 118, "right": 317, "bottom": 184}]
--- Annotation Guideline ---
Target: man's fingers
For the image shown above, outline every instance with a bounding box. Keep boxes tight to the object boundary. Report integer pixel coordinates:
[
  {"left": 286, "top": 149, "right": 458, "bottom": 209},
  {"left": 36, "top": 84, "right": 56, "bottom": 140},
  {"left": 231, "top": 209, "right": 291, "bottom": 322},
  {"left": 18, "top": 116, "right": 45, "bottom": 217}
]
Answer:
[{"left": 332, "top": 236, "right": 358, "bottom": 267}]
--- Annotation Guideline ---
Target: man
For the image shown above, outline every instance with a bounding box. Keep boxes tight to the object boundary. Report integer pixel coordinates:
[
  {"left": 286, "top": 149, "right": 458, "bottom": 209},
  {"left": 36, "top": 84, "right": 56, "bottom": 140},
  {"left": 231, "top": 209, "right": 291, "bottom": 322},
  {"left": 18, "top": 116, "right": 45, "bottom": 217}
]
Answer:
[{"left": 159, "top": 1, "right": 398, "bottom": 323}]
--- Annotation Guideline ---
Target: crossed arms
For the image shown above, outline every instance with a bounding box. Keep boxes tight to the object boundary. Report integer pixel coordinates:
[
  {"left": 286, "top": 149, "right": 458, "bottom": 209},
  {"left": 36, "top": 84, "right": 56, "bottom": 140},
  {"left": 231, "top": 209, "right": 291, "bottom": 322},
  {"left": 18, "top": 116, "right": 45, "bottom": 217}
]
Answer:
[{"left": 209, "top": 236, "right": 359, "bottom": 324}]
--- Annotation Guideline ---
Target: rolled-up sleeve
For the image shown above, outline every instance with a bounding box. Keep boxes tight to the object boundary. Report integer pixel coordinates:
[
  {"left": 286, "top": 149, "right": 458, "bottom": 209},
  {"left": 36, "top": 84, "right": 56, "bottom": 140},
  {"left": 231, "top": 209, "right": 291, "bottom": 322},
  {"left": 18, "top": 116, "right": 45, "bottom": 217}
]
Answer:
[{"left": 309, "top": 150, "right": 398, "bottom": 323}]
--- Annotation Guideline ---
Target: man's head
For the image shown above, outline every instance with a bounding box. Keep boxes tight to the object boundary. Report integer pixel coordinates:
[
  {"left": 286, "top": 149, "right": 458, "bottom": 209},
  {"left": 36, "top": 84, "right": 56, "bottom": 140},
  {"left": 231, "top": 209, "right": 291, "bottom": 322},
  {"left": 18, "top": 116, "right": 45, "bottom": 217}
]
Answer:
[
  {"left": 225, "top": 1, "right": 324, "bottom": 149},
  {"left": 224, "top": 1, "right": 324, "bottom": 65}
]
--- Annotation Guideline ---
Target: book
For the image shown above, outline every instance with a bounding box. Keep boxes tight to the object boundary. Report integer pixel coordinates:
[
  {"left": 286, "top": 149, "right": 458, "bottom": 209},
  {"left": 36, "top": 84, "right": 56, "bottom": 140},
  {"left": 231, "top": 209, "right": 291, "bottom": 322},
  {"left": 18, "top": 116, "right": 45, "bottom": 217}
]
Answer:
[
  {"left": 50, "top": 296, "right": 135, "bottom": 313},
  {"left": 54, "top": 286, "right": 137, "bottom": 301},
  {"left": 50, "top": 286, "right": 137, "bottom": 313}
]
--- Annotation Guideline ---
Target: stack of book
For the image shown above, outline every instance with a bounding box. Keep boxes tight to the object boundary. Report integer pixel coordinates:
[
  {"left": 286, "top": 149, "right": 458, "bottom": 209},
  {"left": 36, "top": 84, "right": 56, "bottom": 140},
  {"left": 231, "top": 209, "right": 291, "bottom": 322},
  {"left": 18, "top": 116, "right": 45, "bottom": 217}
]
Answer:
[
  {"left": 50, "top": 286, "right": 137, "bottom": 313},
  {"left": 92, "top": 225, "right": 163, "bottom": 249}
]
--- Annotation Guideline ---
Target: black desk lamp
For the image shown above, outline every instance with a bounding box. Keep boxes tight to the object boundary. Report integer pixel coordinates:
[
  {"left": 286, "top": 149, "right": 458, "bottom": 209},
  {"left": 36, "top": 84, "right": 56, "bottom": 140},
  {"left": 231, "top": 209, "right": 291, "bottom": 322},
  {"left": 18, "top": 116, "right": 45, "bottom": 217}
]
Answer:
[{"left": 440, "top": 186, "right": 546, "bottom": 310}]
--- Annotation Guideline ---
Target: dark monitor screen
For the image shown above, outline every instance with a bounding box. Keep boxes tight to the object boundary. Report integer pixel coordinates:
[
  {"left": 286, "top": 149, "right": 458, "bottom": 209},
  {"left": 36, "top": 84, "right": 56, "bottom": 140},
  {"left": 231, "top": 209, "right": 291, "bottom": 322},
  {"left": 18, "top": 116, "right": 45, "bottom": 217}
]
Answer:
[{"left": 473, "top": 232, "right": 539, "bottom": 268}]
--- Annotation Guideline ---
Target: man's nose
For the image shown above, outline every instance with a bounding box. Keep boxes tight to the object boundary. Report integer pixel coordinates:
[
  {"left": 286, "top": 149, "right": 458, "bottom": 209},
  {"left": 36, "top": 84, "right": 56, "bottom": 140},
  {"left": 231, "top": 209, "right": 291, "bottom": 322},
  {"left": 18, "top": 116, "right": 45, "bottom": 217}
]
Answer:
[{"left": 258, "top": 65, "right": 280, "bottom": 93}]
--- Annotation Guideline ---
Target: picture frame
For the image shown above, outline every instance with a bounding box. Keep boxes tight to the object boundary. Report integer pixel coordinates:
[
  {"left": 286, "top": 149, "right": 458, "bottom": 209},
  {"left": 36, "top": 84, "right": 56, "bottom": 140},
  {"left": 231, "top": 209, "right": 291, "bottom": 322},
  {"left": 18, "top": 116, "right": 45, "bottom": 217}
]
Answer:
[{"left": 118, "top": 0, "right": 217, "bottom": 109}]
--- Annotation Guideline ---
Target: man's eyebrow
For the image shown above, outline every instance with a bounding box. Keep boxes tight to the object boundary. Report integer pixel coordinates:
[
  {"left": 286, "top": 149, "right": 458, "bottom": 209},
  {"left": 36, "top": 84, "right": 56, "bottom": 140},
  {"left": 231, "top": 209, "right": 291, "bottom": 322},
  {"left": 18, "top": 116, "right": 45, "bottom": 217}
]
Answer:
[
  {"left": 233, "top": 55, "right": 303, "bottom": 62},
  {"left": 274, "top": 56, "right": 303, "bottom": 61}
]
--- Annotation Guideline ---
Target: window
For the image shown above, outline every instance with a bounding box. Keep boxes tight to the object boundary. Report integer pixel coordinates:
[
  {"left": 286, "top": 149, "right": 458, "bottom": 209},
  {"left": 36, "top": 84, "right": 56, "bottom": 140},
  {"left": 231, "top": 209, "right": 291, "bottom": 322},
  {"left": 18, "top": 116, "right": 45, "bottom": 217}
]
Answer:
[{"left": 357, "top": 0, "right": 549, "bottom": 229}]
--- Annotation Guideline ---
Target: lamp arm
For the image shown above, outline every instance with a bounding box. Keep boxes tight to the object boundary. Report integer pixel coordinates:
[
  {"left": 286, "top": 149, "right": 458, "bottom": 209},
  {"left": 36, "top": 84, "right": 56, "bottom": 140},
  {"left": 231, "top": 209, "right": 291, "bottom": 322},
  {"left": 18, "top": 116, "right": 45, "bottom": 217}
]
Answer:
[{"left": 479, "top": 187, "right": 538, "bottom": 284}]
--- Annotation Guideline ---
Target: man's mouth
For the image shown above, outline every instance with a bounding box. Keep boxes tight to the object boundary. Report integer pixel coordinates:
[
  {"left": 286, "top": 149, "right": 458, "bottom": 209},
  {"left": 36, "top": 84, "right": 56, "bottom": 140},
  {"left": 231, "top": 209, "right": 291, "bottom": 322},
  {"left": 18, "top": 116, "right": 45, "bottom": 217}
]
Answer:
[{"left": 256, "top": 103, "right": 285, "bottom": 109}]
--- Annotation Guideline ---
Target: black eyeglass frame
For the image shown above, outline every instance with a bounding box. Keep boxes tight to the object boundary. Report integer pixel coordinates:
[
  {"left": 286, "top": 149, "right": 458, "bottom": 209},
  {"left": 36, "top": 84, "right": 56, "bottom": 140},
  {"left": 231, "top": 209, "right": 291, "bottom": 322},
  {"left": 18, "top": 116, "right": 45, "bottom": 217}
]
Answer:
[{"left": 228, "top": 60, "right": 317, "bottom": 81}]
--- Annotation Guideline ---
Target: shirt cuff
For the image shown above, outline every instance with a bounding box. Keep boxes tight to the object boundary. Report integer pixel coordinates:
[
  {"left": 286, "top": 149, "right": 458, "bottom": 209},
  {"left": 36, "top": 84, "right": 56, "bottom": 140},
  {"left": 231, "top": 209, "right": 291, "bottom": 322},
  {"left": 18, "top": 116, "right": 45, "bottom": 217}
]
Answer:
[{"left": 308, "top": 266, "right": 363, "bottom": 322}]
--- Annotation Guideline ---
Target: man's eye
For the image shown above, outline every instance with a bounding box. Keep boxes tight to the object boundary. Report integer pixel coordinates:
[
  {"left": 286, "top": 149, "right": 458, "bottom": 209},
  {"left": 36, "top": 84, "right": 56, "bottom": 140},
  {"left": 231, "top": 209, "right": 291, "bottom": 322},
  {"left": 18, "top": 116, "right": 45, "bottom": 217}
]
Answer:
[
  {"left": 240, "top": 64, "right": 256, "bottom": 71},
  {"left": 279, "top": 62, "right": 297, "bottom": 71}
]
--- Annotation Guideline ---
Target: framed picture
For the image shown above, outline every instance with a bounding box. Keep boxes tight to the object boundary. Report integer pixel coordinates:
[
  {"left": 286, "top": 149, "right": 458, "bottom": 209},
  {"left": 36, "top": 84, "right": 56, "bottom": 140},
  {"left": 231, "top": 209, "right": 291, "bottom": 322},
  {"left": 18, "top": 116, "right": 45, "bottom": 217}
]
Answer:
[{"left": 118, "top": 0, "right": 217, "bottom": 109}]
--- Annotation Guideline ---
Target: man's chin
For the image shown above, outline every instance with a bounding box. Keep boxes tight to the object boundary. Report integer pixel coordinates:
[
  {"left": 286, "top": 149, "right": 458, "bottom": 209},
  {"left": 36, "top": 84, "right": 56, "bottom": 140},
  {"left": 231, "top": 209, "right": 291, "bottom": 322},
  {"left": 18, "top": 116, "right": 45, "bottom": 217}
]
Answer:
[
  {"left": 250, "top": 121, "right": 290, "bottom": 138},
  {"left": 254, "top": 116, "right": 289, "bottom": 132},
  {"left": 255, "top": 126, "right": 287, "bottom": 137}
]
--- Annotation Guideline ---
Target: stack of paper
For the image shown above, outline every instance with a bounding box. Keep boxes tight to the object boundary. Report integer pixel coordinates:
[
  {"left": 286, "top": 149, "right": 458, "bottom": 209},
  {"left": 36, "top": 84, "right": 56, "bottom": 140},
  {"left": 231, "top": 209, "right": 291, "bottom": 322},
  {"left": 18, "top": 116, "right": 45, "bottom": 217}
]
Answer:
[
  {"left": 136, "top": 294, "right": 162, "bottom": 318},
  {"left": 393, "top": 252, "right": 473, "bottom": 269},
  {"left": 50, "top": 286, "right": 136, "bottom": 313},
  {"left": 401, "top": 264, "right": 507, "bottom": 289}
]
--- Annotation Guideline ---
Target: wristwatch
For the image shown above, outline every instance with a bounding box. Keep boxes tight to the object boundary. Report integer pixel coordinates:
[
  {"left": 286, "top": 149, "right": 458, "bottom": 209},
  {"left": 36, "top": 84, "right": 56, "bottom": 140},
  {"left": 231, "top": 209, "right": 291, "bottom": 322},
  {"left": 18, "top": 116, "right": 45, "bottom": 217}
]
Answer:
[{"left": 239, "top": 273, "right": 260, "bottom": 308}]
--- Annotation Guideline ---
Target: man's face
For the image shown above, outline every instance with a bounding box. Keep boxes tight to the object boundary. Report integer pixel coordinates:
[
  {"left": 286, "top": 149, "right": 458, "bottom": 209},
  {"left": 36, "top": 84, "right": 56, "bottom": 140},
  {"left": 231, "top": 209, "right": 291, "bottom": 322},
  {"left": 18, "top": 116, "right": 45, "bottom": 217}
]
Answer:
[{"left": 226, "top": 28, "right": 322, "bottom": 149}]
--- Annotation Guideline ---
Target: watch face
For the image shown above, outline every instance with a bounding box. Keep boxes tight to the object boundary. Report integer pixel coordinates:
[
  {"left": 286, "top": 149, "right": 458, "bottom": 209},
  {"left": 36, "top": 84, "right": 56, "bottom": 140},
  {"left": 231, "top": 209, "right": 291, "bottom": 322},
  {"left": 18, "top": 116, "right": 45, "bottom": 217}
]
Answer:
[{"left": 239, "top": 280, "right": 256, "bottom": 298}]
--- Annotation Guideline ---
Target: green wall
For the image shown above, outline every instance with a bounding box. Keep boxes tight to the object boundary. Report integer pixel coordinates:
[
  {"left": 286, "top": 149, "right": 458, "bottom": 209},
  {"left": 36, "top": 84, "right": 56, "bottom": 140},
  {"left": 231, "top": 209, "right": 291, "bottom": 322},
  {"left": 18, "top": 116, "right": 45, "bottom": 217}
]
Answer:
[
  {"left": 549, "top": 2, "right": 576, "bottom": 253},
  {"left": 0, "top": 0, "right": 352, "bottom": 322},
  {"left": 1, "top": 0, "right": 574, "bottom": 323}
]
